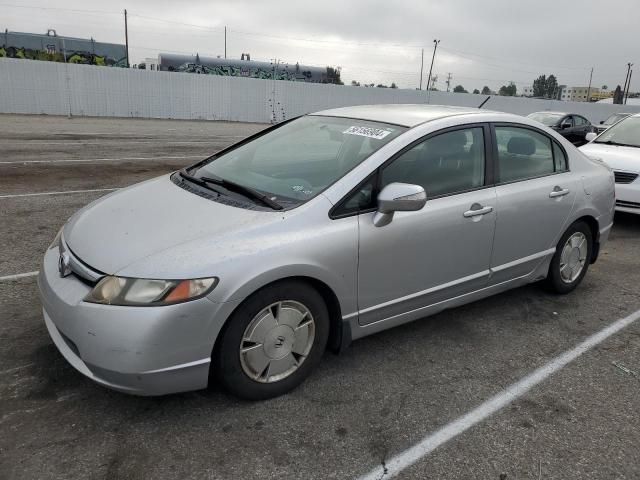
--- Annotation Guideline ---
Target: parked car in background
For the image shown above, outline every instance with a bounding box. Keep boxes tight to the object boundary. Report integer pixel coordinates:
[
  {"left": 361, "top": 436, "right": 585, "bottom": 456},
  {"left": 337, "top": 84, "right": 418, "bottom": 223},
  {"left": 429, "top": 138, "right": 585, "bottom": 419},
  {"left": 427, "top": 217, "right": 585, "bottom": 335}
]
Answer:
[
  {"left": 581, "top": 113, "right": 640, "bottom": 214},
  {"left": 527, "top": 111, "right": 593, "bottom": 145},
  {"left": 39, "top": 105, "right": 615, "bottom": 400},
  {"left": 594, "top": 112, "right": 633, "bottom": 134}
]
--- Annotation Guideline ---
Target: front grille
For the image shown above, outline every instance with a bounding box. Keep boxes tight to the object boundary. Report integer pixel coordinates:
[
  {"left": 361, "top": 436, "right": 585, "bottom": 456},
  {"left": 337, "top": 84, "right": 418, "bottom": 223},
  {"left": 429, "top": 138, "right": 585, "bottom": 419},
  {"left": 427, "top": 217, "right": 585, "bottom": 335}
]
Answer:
[
  {"left": 613, "top": 171, "right": 639, "bottom": 184},
  {"left": 616, "top": 200, "right": 640, "bottom": 209}
]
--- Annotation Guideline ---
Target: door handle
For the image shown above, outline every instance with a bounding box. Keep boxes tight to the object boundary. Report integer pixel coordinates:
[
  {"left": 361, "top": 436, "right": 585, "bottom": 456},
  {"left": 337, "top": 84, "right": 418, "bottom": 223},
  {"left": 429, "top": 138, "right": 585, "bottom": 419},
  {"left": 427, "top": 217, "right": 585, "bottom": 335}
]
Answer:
[
  {"left": 549, "top": 187, "right": 570, "bottom": 198},
  {"left": 463, "top": 205, "right": 493, "bottom": 217}
]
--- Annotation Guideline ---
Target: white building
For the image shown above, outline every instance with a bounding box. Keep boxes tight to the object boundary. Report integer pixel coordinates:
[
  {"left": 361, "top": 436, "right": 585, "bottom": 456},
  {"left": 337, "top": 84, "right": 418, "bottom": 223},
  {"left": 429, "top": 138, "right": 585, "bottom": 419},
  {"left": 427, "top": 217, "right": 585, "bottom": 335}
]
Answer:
[
  {"left": 559, "top": 86, "right": 600, "bottom": 102},
  {"left": 521, "top": 86, "right": 534, "bottom": 97}
]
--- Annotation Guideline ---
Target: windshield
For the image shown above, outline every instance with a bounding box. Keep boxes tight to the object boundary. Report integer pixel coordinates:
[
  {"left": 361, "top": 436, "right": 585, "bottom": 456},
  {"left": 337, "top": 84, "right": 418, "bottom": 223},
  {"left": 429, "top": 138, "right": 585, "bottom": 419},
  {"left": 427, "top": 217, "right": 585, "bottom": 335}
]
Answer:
[
  {"left": 527, "top": 112, "right": 563, "bottom": 126},
  {"left": 594, "top": 116, "right": 640, "bottom": 147},
  {"left": 603, "top": 113, "right": 629, "bottom": 125},
  {"left": 191, "top": 115, "right": 406, "bottom": 205}
]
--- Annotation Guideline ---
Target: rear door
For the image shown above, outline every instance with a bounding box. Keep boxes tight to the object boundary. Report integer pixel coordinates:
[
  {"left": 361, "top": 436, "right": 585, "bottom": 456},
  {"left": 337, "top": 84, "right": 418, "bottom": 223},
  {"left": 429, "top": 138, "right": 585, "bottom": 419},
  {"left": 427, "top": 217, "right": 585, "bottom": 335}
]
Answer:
[{"left": 489, "top": 124, "right": 577, "bottom": 284}]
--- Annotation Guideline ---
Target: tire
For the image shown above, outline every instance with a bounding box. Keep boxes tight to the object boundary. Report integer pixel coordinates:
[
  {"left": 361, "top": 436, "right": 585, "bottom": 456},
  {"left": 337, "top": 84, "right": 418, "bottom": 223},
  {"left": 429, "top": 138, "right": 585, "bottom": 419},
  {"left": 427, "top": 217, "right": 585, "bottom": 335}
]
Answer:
[
  {"left": 545, "top": 221, "right": 593, "bottom": 294},
  {"left": 213, "top": 280, "right": 329, "bottom": 400}
]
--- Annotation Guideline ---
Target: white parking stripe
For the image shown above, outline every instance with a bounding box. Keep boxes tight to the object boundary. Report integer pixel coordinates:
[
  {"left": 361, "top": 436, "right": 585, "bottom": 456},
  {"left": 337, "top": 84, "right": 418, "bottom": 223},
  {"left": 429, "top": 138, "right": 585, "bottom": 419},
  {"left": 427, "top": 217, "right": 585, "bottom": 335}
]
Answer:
[
  {"left": 0, "top": 155, "right": 202, "bottom": 165},
  {"left": 0, "top": 187, "right": 119, "bottom": 199},
  {"left": 0, "top": 271, "right": 39, "bottom": 282},
  {"left": 357, "top": 308, "right": 640, "bottom": 480}
]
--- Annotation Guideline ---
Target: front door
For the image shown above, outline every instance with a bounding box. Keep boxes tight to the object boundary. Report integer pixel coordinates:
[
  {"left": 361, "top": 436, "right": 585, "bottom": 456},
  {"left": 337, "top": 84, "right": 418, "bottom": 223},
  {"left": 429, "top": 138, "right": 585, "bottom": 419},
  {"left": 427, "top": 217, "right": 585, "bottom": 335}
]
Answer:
[{"left": 356, "top": 125, "right": 497, "bottom": 326}]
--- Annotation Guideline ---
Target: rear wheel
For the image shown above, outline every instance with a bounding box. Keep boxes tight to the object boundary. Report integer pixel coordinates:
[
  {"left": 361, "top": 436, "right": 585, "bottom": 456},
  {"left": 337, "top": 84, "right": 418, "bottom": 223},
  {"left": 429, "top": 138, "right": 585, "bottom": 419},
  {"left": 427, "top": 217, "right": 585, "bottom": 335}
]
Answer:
[
  {"left": 213, "top": 280, "right": 329, "bottom": 400},
  {"left": 545, "top": 221, "right": 592, "bottom": 294}
]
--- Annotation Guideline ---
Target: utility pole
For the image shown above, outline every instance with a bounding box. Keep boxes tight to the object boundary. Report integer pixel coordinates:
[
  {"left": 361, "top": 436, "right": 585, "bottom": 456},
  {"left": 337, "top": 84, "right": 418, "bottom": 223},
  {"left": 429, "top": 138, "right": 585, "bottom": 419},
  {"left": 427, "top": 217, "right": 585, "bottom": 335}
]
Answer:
[
  {"left": 224, "top": 26, "right": 227, "bottom": 59},
  {"left": 124, "top": 9, "right": 129, "bottom": 68},
  {"left": 426, "top": 39, "right": 440, "bottom": 103},
  {"left": 586, "top": 67, "right": 593, "bottom": 102},
  {"left": 623, "top": 63, "right": 632, "bottom": 99},
  {"left": 625, "top": 69, "right": 633, "bottom": 104},
  {"left": 446, "top": 72, "right": 452, "bottom": 92},
  {"left": 419, "top": 48, "right": 424, "bottom": 90}
]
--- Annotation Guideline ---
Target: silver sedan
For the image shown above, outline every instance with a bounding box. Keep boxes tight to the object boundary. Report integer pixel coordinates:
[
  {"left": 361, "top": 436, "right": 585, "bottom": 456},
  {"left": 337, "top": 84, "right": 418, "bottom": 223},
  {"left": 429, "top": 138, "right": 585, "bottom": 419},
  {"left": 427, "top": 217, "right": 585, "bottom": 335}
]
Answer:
[{"left": 38, "top": 105, "right": 615, "bottom": 399}]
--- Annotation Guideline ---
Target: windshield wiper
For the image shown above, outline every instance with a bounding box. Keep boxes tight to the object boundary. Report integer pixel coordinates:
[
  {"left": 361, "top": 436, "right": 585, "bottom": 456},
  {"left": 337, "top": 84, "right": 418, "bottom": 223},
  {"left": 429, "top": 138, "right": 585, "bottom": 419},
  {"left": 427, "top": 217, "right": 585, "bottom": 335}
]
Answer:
[
  {"left": 595, "top": 140, "right": 638, "bottom": 148},
  {"left": 178, "top": 169, "right": 223, "bottom": 194},
  {"left": 200, "top": 175, "right": 284, "bottom": 210}
]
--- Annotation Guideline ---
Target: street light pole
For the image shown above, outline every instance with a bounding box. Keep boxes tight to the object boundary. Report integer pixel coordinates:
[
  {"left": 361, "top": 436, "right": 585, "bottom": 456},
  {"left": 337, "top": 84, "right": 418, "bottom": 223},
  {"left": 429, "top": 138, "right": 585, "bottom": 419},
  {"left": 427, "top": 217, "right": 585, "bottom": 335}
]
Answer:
[
  {"left": 622, "top": 63, "right": 632, "bottom": 100},
  {"left": 419, "top": 48, "right": 424, "bottom": 90},
  {"left": 625, "top": 69, "right": 633, "bottom": 105},
  {"left": 124, "top": 9, "right": 129, "bottom": 68},
  {"left": 426, "top": 39, "right": 440, "bottom": 103}
]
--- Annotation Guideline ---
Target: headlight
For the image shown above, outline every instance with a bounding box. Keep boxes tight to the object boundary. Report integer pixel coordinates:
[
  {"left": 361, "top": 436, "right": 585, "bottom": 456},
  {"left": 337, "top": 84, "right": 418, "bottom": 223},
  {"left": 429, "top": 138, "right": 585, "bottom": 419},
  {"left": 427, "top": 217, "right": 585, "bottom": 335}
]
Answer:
[{"left": 84, "top": 276, "right": 218, "bottom": 306}]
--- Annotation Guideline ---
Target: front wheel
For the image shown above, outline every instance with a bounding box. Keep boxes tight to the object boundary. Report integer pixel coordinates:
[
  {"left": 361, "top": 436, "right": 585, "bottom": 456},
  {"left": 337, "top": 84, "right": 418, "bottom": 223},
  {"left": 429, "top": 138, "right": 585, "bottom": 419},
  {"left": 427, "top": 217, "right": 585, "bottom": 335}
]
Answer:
[
  {"left": 545, "top": 221, "right": 592, "bottom": 294},
  {"left": 213, "top": 280, "right": 329, "bottom": 400}
]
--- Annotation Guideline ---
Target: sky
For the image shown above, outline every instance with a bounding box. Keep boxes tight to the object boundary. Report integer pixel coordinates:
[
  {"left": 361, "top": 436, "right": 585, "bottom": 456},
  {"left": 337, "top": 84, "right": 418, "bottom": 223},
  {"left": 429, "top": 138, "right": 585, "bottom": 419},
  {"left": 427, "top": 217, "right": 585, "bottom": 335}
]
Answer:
[{"left": 2, "top": 0, "right": 639, "bottom": 94}]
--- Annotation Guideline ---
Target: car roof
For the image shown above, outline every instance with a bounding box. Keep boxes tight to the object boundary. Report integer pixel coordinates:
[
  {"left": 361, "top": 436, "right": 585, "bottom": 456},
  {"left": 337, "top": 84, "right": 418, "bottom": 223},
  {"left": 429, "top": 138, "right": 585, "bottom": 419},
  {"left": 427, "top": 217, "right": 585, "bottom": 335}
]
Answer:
[
  {"left": 310, "top": 104, "right": 494, "bottom": 128},
  {"left": 529, "top": 111, "right": 569, "bottom": 116}
]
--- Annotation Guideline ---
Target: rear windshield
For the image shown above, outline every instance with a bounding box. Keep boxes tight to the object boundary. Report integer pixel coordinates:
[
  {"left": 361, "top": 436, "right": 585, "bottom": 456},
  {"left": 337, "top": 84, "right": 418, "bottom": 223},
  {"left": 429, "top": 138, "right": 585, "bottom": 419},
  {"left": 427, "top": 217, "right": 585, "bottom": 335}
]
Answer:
[{"left": 191, "top": 115, "right": 406, "bottom": 205}]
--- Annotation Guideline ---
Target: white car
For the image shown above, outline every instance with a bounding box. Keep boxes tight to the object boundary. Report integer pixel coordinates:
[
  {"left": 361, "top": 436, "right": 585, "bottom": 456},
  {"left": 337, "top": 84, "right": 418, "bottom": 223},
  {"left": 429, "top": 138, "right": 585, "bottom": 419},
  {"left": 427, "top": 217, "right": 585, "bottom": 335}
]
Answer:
[{"left": 581, "top": 113, "right": 640, "bottom": 214}]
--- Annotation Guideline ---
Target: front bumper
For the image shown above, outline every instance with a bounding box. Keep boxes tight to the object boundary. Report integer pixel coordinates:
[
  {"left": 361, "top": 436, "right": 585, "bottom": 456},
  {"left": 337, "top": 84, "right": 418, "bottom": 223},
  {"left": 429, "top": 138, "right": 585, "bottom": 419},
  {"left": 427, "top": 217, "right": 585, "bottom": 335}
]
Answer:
[
  {"left": 615, "top": 181, "right": 640, "bottom": 215},
  {"left": 38, "top": 246, "right": 236, "bottom": 395}
]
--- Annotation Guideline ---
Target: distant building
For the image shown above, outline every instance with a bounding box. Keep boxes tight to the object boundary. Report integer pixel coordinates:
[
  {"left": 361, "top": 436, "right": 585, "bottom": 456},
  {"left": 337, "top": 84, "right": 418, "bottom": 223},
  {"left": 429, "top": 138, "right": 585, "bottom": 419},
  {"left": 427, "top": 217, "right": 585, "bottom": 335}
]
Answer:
[
  {"left": 559, "top": 86, "right": 600, "bottom": 102},
  {"left": 589, "top": 90, "right": 613, "bottom": 101},
  {"left": 0, "top": 29, "right": 126, "bottom": 67},
  {"left": 143, "top": 53, "right": 342, "bottom": 84},
  {"left": 521, "top": 86, "right": 534, "bottom": 97}
]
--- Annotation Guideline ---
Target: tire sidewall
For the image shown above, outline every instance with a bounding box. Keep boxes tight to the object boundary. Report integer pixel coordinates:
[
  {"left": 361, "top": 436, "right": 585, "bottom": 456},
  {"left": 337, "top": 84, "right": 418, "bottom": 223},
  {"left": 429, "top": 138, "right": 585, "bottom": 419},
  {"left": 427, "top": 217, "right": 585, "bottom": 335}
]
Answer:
[{"left": 214, "top": 280, "right": 329, "bottom": 400}]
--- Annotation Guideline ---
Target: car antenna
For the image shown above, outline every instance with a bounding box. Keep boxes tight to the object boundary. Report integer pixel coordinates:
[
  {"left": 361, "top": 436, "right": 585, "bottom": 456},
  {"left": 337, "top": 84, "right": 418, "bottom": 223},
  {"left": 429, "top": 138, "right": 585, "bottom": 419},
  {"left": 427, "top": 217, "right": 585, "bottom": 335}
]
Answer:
[{"left": 478, "top": 96, "right": 491, "bottom": 109}]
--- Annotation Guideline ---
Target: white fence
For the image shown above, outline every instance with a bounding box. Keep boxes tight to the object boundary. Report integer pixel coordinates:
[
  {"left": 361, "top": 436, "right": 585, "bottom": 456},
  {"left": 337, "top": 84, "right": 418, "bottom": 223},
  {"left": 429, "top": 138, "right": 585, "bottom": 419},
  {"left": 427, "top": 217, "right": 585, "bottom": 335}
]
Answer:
[{"left": 2, "top": 57, "right": 639, "bottom": 124}]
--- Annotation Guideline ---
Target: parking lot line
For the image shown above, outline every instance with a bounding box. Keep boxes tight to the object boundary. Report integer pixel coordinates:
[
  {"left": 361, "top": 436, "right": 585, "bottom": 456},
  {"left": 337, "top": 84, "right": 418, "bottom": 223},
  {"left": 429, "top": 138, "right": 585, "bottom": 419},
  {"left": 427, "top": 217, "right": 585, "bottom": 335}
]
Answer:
[
  {"left": 357, "top": 307, "right": 640, "bottom": 480},
  {"left": 0, "top": 187, "right": 119, "bottom": 199},
  {"left": 0, "top": 271, "right": 38, "bottom": 282},
  {"left": 0, "top": 155, "right": 202, "bottom": 165}
]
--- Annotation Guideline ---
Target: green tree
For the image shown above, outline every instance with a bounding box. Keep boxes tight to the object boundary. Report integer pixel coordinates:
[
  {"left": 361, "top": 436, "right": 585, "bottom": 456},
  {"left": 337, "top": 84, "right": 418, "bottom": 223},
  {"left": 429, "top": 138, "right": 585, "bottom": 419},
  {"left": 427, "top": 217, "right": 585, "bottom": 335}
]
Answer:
[
  {"left": 601, "top": 85, "right": 608, "bottom": 90},
  {"left": 390, "top": 82, "right": 398, "bottom": 89},
  {"left": 473, "top": 88, "right": 480, "bottom": 94},
  {"left": 481, "top": 86, "right": 491, "bottom": 95},
  {"left": 533, "top": 74, "right": 558, "bottom": 98},
  {"left": 453, "top": 85, "right": 468, "bottom": 93},
  {"left": 533, "top": 75, "right": 547, "bottom": 97},
  {"left": 498, "top": 82, "right": 517, "bottom": 96},
  {"left": 545, "top": 75, "right": 558, "bottom": 98},
  {"left": 351, "top": 80, "right": 360, "bottom": 86},
  {"left": 376, "top": 84, "right": 388, "bottom": 88}
]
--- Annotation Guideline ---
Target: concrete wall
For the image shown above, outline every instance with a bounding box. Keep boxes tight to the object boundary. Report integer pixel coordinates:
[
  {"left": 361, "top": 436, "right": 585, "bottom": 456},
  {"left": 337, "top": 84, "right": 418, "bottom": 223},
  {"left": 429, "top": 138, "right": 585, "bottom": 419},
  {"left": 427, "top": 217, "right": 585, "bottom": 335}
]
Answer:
[{"left": 2, "top": 57, "right": 640, "bottom": 124}]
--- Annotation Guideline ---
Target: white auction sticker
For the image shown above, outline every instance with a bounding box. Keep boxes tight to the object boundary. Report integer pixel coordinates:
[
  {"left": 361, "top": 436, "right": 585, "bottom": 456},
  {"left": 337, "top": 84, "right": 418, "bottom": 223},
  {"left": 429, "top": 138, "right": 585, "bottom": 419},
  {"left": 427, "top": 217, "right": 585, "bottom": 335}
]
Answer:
[{"left": 343, "top": 126, "right": 392, "bottom": 140}]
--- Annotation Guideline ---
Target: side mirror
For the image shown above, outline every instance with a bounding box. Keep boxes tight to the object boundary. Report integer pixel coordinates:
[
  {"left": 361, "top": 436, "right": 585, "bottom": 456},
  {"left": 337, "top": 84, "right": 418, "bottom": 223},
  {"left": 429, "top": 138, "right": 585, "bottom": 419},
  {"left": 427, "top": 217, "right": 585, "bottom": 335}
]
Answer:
[
  {"left": 560, "top": 122, "right": 571, "bottom": 130},
  {"left": 599, "top": 120, "right": 604, "bottom": 124},
  {"left": 585, "top": 132, "right": 597, "bottom": 142},
  {"left": 373, "top": 183, "right": 427, "bottom": 227}
]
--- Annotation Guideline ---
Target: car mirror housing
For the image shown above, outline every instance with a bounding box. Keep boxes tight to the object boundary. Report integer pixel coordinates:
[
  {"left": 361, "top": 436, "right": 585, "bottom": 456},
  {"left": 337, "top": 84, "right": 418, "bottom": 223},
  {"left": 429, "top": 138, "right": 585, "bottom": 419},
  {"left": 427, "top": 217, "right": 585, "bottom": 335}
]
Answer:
[
  {"left": 560, "top": 122, "right": 571, "bottom": 130},
  {"left": 585, "top": 132, "right": 598, "bottom": 142},
  {"left": 373, "top": 183, "right": 427, "bottom": 227}
]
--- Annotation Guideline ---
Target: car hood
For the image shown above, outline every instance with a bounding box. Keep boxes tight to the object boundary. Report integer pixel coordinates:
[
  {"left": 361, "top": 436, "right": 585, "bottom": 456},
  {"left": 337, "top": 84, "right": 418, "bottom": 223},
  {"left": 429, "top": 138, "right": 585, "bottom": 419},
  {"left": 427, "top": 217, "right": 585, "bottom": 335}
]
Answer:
[
  {"left": 64, "top": 175, "right": 287, "bottom": 275},
  {"left": 579, "top": 143, "right": 640, "bottom": 173}
]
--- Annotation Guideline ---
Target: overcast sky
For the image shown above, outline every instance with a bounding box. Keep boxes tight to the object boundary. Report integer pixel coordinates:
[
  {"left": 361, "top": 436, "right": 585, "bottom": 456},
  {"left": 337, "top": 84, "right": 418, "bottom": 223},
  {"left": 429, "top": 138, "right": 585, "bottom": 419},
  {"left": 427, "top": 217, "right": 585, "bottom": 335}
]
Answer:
[{"left": 3, "top": 1, "right": 639, "bottom": 93}]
